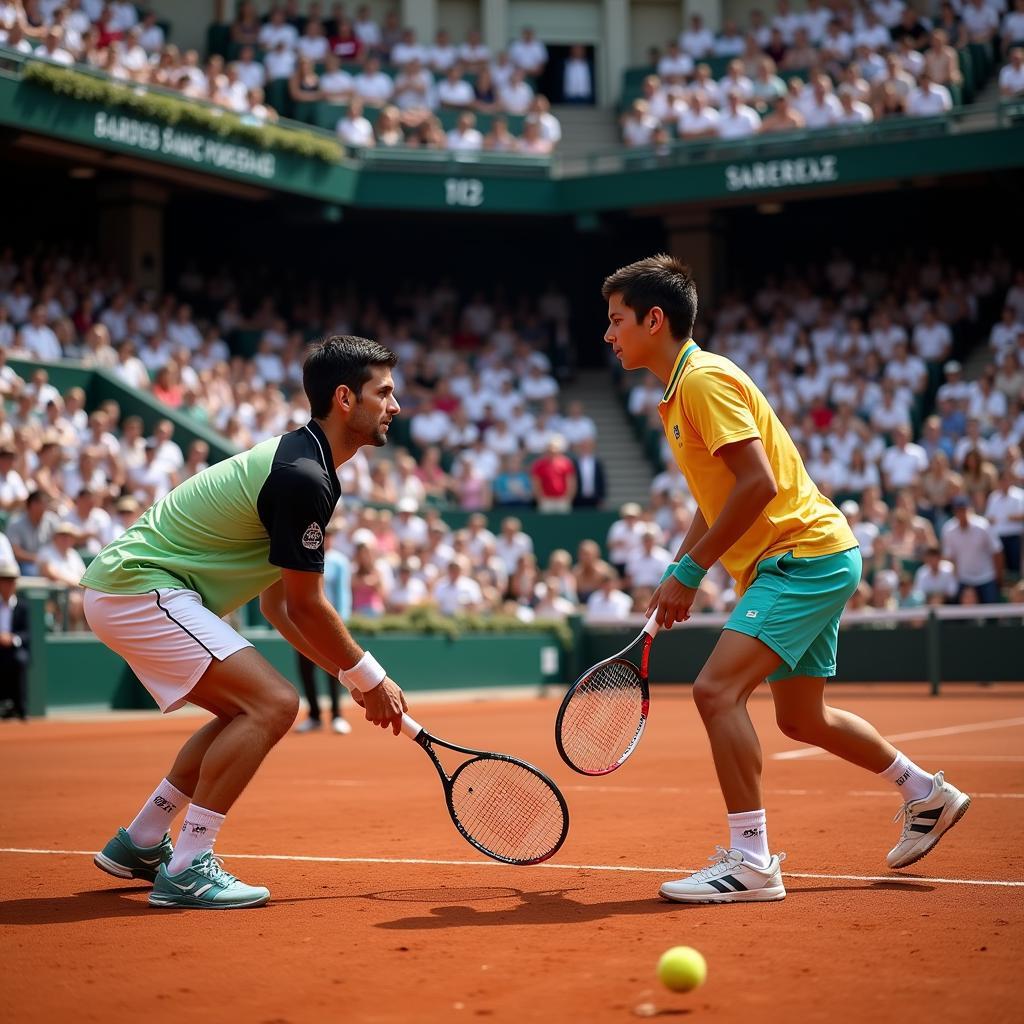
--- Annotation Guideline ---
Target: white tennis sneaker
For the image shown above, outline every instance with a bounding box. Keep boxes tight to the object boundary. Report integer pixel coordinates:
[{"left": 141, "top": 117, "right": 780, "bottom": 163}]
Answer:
[
  {"left": 659, "top": 846, "right": 787, "bottom": 904},
  {"left": 331, "top": 717, "right": 352, "bottom": 735},
  {"left": 295, "top": 717, "right": 322, "bottom": 733},
  {"left": 887, "top": 771, "right": 971, "bottom": 869}
]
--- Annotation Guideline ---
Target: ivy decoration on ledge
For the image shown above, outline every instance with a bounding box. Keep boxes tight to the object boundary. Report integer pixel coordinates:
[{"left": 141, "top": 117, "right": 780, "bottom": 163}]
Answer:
[{"left": 22, "top": 61, "right": 343, "bottom": 164}]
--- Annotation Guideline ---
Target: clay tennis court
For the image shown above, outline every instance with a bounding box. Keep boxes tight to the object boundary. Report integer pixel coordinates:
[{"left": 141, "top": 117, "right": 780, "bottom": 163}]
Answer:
[{"left": 2, "top": 685, "right": 1022, "bottom": 1023}]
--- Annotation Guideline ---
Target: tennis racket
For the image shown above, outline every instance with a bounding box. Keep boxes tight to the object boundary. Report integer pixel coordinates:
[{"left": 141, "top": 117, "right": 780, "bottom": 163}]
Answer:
[
  {"left": 555, "top": 612, "right": 659, "bottom": 776},
  {"left": 401, "top": 713, "right": 569, "bottom": 866}
]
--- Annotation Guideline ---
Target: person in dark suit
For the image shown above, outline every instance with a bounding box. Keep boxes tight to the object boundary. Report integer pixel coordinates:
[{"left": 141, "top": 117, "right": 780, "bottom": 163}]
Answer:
[
  {"left": 0, "top": 562, "right": 30, "bottom": 721},
  {"left": 572, "top": 437, "right": 606, "bottom": 508}
]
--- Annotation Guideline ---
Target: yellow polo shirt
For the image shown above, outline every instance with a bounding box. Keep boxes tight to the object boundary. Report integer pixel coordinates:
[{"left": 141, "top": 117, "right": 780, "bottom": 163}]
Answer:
[{"left": 659, "top": 342, "right": 856, "bottom": 594}]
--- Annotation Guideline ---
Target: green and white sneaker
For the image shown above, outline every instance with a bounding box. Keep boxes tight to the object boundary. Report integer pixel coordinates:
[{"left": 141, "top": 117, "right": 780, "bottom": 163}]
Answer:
[
  {"left": 148, "top": 851, "right": 270, "bottom": 909},
  {"left": 94, "top": 828, "right": 173, "bottom": 883}
]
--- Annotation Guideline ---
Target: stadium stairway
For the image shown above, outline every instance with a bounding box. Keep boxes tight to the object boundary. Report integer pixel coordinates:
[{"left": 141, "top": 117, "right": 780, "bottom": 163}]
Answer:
[
  {"left": 552, "top": 104, "right": 620, "bottom": 161},
  {"left": 559, "top": 368, "right": 656, "bottom": 507}
]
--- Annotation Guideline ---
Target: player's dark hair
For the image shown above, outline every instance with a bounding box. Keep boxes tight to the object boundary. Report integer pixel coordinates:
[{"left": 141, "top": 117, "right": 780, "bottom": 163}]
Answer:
[
  {"left": 601, "top": 254, "right": 698, "bottom": 340},
  {"left": 303, "top": 335, "right": 398, "bottom": 419}
]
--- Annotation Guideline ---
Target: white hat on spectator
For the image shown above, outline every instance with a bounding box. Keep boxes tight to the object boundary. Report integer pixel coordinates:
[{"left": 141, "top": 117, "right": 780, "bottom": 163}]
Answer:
[
  {"left": 352, "top": 527, "right": 377, "bottom": 548},
  {"left": 396, "top": 497, "right": 419, "bottom": 514},
  {"left": 620, "top": 502, "right": 642, "bottom": 517},
  {"left": 0, "top": 562, "right": 19, "bottom": 579},
  {"left": 943, "top": 360, "right": 962, "bottom": 374},
  {"left": 840, "top": 500, "right": 860, "bottom": 517}
]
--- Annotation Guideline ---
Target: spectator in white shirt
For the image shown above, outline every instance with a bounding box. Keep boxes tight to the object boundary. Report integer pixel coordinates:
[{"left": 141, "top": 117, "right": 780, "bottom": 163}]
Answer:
[
  {"left": 500, "top": 67, "right": 534, "bottom": 114},
  {"left": 562, "top": 43, "right": 593, "bottom": 103},
  {"left": 528, "top": 95, "right": 562, "bottom": 144},
  {"left": 836, "top": 90, "right": 874, "bottom": 124},
  {"left": 677, "top": 91, "right": 721, "bottom": 137},
  {"left": 259, "top": 9, "right": 298, "bottom": 51},
  {"left": 354, "top": 57, "right": 394, "bottom": 106},
  {"left": 913, "top": 546, "right": 959, "bottom": 602},
  {"left": 717, "top": 92, "right": 762, "bottom": 139},
  {"left": 658, "top": 41, "right": 694, "bottom": 79},
  {"left": 387, "top": 560, "right": 429, "bottom": 613},
  {"left": 433, "top": 557, "right": 484, "bottom": 615},
  {"left": 234, "top": 45, "right": 266, "bottom": 91},
  {"left": 626, "top": 529, "right": 673, "bottom": 590},
  {"left": 393, "top": 59, "right": 436, "bottom": 113},
  {"left": 585, "top": 573, "right": 633, "bottom": 621},
  {"left": 913, "top": 308, "right": 953, "bottom": 363},
  {"left": 803, "top": 75, "right": 843, "bottom": 127},
  {"left": 17, "top": 306, "right": 62, "bottom": 360},
  {"left": 906, "top": 73, "right": 953, "bottom": 116},
  {"left": 713, "top": 19, "right": 746, "bottom": 57},
  {"left": 881, "top": 424, "right": 929, "bottom": 490},
  {"left": 138, "top": 11, "right": 164, "bottom": 53},
  {"left": 447, "top": 112, "right": 484, "bottom": 151},
  {"left": 297, "top": 18, "right": 329, "bottom": 62},
  {"left": 962, "top": 0, "right": 1000, "bottom": 43},
  {"left": 353, "top": 5, "right": 381, "bottom": 50},
  {"left": 263, "top": 40, "right": 296, "bottom": 82},
  {"left": 34, "top": 27, "right": 74, "bottom": 65},
  {"left": 508, "top": 26, "right": 548, "bottom": 75},
  {"left": 459, "top": 29, "right": 492, "bottom": 72},
  {"left": 319, "top": 53, "right": 352, "bottom": 102},
  {"left": 621, "top": 99, "right": 659, "bottom": 146},
  {"left": 607, "top": 502, "right": 648, "bottom": 572},
  {"left": 391, "top": 27, "right": 427, "bottom": 69},
  {"left": 941, "top": 496, "right": 1003, "bottom": 603},
  {"left": 437, "top": 63, "right": 474, "bottom": 109},
  {"left": 681, "top": 14, "right": 716, "bottom": 57},
  {"left": 337, "top": 97, "right": 375, "bottom": 147},
  {"left": 427, "top": 28, "right": 459, "bottom": 73},
  {"left": 719, "top": 59, "right": 754, "bottom": 101},
  {"left": 986, "top": 468, "right": 1024, "bottom": 575}
]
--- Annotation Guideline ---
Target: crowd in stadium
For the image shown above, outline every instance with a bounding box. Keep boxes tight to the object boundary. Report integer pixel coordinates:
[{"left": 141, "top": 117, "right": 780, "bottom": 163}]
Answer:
[
  {"left": 1, "top": 238, "right": 1022, "bottom": 630},
  {"left": 627, "top": 249, "right": 1024, "bottom": 613},
  {"left": 0, "top": 2, "right": 564, "bottom": 154},
  {"left": 621, "top": 0, "right": 1023, "bottom": 146}
]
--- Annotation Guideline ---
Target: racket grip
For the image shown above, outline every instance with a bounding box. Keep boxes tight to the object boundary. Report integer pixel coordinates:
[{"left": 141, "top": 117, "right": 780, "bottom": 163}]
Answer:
[
  {"left": 400, "top": 713, "right": 424, "bottom": 739},
  {"left": 643, "top": 611, "right": 661, "bottom": 638}
]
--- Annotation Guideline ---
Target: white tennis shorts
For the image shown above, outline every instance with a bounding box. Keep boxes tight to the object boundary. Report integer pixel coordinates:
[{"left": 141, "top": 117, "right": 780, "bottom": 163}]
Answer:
[{"left": 83, "top": 588, "right": 253, "bottom": 713}]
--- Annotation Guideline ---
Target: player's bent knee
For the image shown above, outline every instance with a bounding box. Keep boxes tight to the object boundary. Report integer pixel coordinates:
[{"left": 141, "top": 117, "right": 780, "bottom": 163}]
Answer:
[
  {"left": 775, "top": 713, "right": 825, "bottom": 743},
  {"left": 261, "top": 685, "right": 299, "bottom": 738},
  {"left": 691, "top": 676, "right": 735, "bottom": 720}
]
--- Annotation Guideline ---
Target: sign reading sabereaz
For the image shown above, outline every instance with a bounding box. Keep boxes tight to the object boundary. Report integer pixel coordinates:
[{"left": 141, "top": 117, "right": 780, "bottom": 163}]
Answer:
[
  {"left": 725, "top": 154, "right": 838, "bottom": 193},
  {"left": 93, "top": 111, "right": 276, "bottom": 181}
]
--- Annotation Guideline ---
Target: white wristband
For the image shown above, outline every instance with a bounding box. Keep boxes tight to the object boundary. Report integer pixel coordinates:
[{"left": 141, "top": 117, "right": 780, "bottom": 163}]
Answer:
[{"left": 340, "top": 651, "right": 387, "bottom": 693}]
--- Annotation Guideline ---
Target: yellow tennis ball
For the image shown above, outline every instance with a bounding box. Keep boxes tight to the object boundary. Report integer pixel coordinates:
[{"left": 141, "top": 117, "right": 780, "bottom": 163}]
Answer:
[{"left": 657, "top": 946, "right": 707, "bottom": 993}]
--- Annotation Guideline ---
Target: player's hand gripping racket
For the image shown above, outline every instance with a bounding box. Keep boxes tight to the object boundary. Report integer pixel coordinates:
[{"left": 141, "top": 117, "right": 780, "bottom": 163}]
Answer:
[
  {"left": 401, "top": 713, "right": 569, "bottom": 865},
  {"left": 555, "top": 612, "right": 659, "bottom": 775}
]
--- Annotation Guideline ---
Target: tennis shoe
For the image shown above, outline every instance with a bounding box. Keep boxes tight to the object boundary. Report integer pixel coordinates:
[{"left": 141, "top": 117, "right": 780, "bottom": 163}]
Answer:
[
  {"left": 295, "top": 717, "right": 323, "bottom": 733},
  {"left": 331, "top": 716, "right": 352, "bottom": 735},
  {"left": 887, "top": 771, "right": 970, "bottom": 869},
  {"left": 148, "top": 851, "right": 270, "bottom": 909},
  {"left": 659, "top": 846, "right": 787, "bottom": 904},
  {"left": 94, "top": 827, "right": 173, "bottom": 883}
]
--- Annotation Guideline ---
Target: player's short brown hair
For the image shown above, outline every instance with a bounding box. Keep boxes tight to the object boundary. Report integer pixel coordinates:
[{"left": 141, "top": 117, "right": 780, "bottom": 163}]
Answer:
[
  {"left": 601, "top": 254, "right": 698, "bottom": 340},
  {"left": 303, "top": 335, "right": 397, "bottom": 418}
]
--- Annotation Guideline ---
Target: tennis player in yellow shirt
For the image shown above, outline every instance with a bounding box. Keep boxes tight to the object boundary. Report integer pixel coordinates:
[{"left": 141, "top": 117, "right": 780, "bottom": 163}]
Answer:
[{"left": 603, "top": 254, "right": 970, "bottom": 903}]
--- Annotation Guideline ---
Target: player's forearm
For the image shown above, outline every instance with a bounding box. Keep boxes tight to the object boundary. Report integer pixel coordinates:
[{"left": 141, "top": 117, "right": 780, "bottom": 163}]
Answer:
[
  {"left": 689, "top": 478, "right": 776, "bottom": 570},
  {"left": 264, "top": 598, "right": 340, "bottom": 677},
  {"left": 673, "top": 509, "right": 709, "bottom": 561},
  {"left": 288, "top": 594, "right": 367, "bottom": 676}
]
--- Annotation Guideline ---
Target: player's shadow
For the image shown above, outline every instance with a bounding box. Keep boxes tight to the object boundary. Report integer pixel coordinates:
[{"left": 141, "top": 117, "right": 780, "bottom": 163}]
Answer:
[
  {"left": 0, "top": 886, "right": 156, "bottom": 925},
  {"left": 369, "top": 879, "right": 936, "bottom": 929}
]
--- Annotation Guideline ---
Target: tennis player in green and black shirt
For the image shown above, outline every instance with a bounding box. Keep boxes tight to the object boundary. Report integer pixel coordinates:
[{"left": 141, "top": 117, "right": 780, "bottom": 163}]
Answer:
[{"left": 84, "top": 336, "right": 407, "bottom": 909}]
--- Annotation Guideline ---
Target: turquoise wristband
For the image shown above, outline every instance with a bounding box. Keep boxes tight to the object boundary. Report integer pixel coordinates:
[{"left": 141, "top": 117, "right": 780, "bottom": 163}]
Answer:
[
  {"left": 660, "top": 561, "right": 679, "bottom": 585},
  {"left": 671, "top": 553, "right": 707, "bottom": 590}
]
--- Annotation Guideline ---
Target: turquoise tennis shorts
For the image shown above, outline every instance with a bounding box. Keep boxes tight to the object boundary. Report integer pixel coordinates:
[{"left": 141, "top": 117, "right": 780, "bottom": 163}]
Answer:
[{"left": 724, "top": 546, "right": 862, "bottom": 683}]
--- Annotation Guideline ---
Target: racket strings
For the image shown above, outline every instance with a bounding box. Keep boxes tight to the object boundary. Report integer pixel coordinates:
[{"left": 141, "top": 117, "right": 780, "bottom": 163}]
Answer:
[
  {"left": 559, "top": 659, "right": 644, "bottom": 773},
  {"left": 450, "top": 757, "right": 566, "bottom": 864}
]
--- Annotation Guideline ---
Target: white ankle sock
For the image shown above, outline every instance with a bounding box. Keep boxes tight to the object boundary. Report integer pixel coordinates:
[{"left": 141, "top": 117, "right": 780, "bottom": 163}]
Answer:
[
  {"left": 167, "top": 804, "right": 225, "bottom": 874},
  {"left": 727, "top": 809, "right": 770, "bottom": 868},
  {"left": 879, "top": 752, "right": 934, "bottom": 803},
  {"left": 126, "top": 778, "right": 189, "bottom": 848}
]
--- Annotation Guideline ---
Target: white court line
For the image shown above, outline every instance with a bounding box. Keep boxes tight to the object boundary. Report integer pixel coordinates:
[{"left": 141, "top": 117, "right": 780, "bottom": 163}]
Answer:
[
  {"left": 320, "top": 780, "right": 1024, "bottom": 799},
  {"left": 1, "top": 847, "right": 1021, "bottom": 889},
  {"left": 772, "top": 716, "right": 1024, "bottom": 761}
]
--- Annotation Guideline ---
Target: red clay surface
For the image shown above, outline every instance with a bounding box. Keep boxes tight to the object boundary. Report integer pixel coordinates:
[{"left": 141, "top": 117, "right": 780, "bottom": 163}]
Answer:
[{"left": 2, "top": 685, "right": 1023, "bottom": 1024}]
